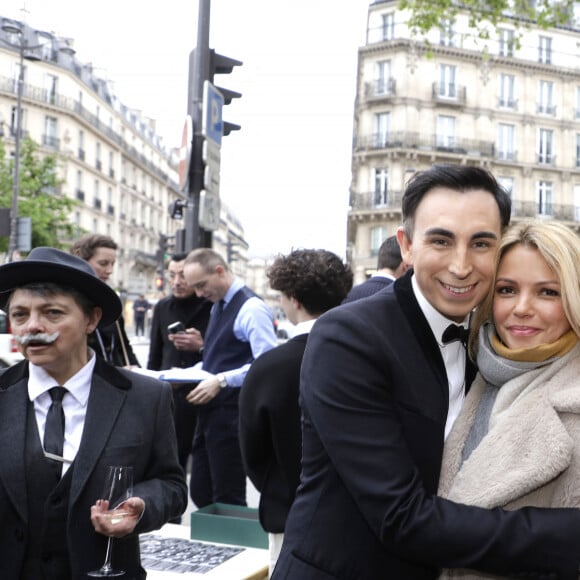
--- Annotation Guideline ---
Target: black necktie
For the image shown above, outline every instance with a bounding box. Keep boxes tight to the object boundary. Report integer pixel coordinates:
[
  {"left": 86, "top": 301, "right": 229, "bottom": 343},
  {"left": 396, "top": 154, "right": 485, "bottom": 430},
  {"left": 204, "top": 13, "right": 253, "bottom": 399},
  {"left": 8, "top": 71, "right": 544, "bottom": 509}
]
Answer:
[
  {"left": 44, "top": 386, "right": 67, "bottom": 458},
  {"left": 442, "top": 324, "right": 469, "bottom": 346}
]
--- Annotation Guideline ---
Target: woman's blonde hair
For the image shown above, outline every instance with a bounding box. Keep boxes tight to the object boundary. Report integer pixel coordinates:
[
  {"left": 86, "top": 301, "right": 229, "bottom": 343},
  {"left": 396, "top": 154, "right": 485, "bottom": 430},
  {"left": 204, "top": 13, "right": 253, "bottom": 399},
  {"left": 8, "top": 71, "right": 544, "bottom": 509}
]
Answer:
[{"left": 469, "top": 219, "right": 580, "bottom": 358}]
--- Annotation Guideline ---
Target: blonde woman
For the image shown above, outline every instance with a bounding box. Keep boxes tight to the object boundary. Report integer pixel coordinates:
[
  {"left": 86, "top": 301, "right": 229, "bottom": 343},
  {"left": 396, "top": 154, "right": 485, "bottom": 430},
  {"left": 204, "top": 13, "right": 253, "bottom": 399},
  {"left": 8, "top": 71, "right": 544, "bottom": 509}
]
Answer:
[{"left": 439, "top": 220, "right": 580, "bottom": 579}]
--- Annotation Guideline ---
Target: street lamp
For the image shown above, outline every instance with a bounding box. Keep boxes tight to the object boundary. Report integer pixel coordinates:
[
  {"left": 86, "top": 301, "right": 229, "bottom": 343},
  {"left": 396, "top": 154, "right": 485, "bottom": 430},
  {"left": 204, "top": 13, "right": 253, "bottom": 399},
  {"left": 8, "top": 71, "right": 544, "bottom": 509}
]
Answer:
[
  {"left": 0, "top": 21, "right": 73, "bottom": 262},
  {"left": 1, "top": 21, "right": 26, "bottom": 262}
]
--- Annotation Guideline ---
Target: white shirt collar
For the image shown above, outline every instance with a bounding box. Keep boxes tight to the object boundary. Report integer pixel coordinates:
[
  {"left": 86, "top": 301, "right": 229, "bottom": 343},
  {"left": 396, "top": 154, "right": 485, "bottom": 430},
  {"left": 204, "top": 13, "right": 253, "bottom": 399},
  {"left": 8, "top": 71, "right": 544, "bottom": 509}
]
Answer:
[
  {"left": 222, "top": 277, "right": 244, "bottom": 305},
  {"left": 28, "top": 349, "right": 97, "bottom": 407},
  {"left": 294, "top": 319, "right": 317, "bottom": 335},
  {"left": 371, "top": 272, "right": 395, "bottom": 281},
  {"left": 411, "top": 275, "right": 469, "bottom": 346}
]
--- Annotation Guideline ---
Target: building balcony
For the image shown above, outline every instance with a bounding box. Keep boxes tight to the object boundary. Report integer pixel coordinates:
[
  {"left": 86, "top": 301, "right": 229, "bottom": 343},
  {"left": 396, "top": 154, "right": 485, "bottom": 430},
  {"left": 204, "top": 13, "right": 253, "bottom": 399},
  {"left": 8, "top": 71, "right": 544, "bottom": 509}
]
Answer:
[
  {"left": 365, "top": 78, "right": 396, "bottom": 100},
  {"left": 42, "top": 134, "right": 59, "bottom": 150},
  {"left": 349, "top": 189, "right": 404, "bottom": 212},
  {"left": 537, "top": 104, "right": 556, "bottom": 116},
  {"left": 497, "top": 150, "right": 518, "bottom": 162},
  {"left": 511, "top": 200, "right": 577, "bottom": 222},
  {"left": 537, "top": 153, "right": 556, "bottom": 165},
  {"left": 355, "top": 131, "right": 494, "bottom": 157},
  {"left": 498, "top": 97, "right": 518, "bottom": 111},
  {"left": 432, "top": 83, "right": 466, "bottom": 106}
]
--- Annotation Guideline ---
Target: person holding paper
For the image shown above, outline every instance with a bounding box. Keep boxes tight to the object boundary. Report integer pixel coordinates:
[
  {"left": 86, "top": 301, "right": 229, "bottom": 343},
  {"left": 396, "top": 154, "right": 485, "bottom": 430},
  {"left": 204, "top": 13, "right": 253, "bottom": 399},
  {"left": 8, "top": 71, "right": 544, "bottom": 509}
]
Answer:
[{"left": 183, "top": 248, "right": 277, "bottom": 508}]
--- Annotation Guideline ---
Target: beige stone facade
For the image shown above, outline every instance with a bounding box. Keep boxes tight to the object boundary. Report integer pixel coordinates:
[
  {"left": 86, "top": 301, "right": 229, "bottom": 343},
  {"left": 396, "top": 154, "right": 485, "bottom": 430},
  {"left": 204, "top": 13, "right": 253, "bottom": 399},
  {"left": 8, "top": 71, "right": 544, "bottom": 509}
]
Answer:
[
  {"left": 0, "top": 17, "right": 247, "bottom": 297},
  {"left": 348, "top": 0, "right": 580, "bottom": 284}
]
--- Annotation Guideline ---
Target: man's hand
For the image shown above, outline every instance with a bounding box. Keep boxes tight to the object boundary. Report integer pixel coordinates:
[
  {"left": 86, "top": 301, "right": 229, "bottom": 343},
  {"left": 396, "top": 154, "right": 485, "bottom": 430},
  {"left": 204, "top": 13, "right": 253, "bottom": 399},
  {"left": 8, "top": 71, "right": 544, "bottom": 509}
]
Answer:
[
  {"left": 169, "top": 328, "right": 204, "bottom": 352},
  {"left": 90, "top": 497, "right": 145, "bottom": 538},
  {"left": 186, "top": 376, "right": 221, "bottom": 405}
]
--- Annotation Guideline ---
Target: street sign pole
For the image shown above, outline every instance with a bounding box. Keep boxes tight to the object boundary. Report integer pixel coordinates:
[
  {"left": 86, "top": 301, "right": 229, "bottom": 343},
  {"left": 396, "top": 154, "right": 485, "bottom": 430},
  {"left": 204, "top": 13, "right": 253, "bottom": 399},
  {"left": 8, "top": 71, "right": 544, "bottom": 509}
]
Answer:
[
  {"left": 199, "top": 80, "right": 223, "bottom": 231},
  {"left": 185, "top": 0, "right": 211, "bottom": 252}
]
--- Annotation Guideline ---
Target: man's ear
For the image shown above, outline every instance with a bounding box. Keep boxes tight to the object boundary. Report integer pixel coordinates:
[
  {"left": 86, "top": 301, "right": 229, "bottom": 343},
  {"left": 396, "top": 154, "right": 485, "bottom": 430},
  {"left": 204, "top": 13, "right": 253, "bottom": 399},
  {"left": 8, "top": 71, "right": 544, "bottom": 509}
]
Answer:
[
  {"left": 88, "top": 307, "right": 102, "bottom": 333},
  {"left": 396, "top": 227, "right": 414, "bottom": 266}
]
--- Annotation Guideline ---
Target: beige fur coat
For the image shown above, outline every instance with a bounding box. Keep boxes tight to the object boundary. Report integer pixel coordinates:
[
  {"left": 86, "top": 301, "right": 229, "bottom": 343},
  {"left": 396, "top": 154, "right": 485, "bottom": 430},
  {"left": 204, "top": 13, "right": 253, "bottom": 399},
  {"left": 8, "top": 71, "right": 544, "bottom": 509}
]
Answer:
[{"left": 438, "top": 344, "right": 580, "bottom": 579}]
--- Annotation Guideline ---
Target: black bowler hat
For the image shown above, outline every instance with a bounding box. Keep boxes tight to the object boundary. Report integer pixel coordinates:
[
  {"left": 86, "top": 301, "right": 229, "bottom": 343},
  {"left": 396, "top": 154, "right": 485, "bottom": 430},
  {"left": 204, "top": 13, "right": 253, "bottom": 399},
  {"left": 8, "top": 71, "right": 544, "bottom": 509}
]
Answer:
[{"left": 0, "top": 247, "right": 122, "bottom": 328}]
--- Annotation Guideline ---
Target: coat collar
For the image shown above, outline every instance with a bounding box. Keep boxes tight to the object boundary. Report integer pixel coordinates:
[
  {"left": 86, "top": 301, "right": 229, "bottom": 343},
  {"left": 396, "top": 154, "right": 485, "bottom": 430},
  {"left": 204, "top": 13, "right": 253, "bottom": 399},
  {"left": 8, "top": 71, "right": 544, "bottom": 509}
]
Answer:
[{"left": 440, "top": 347, "right": 580, "bottom": 508}]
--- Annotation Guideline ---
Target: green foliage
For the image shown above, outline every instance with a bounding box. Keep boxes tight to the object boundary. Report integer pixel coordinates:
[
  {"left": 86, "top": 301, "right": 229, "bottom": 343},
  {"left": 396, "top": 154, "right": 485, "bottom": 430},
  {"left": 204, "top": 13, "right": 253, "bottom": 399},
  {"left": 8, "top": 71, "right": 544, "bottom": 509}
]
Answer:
[
  {"left": 397, "top": 0, "right": 576, "bottom": 41},
  {"left": 0, "top": 137, "right": 78, "bottom": 253}
]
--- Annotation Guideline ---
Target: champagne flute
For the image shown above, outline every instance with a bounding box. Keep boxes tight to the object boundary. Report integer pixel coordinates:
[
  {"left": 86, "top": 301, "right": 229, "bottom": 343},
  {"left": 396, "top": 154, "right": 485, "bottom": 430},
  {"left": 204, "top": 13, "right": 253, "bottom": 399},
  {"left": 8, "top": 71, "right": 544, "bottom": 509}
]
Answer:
[{"left": 87, "top": 465, "right": 133, "bottom": 578}]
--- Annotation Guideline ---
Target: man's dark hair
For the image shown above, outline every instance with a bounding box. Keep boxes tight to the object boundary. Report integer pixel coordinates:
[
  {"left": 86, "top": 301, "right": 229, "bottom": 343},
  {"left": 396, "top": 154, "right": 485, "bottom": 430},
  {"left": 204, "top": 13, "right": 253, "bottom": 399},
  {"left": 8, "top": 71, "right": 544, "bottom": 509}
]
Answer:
[
  {"left": 170, "top": 252, "right": 189, "bottom": 262},
  {"left": 377, "top": 236, "right": 402, "bottom": 270},
  {"left": 268, "top": 250, "right": 353, "bottom": 316},
  {"left": 402, "top": 165, "right": 511, "bottom": 240}
]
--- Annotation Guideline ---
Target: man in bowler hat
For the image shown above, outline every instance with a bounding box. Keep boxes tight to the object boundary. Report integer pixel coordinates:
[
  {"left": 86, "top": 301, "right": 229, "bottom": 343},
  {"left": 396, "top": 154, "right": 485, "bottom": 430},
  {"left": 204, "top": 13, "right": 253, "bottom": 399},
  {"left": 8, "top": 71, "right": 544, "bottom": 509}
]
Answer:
[{"left": 0, "top": 247, "right": 186, "bottom": 580}]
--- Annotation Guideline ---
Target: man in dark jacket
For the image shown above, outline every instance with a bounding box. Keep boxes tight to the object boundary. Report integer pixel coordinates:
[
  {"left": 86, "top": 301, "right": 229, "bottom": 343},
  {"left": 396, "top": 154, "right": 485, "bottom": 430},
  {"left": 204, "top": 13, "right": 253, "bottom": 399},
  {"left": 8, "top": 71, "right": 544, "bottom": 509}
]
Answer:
[
  {"left": 342, "top": 234, "right": 407, "bottom": 303},
  {"left": 147, "top": 252, "right": 212, "bottom": 476},
  {"left": 239, "top": 249, "right": 352, "bottom": 574}
]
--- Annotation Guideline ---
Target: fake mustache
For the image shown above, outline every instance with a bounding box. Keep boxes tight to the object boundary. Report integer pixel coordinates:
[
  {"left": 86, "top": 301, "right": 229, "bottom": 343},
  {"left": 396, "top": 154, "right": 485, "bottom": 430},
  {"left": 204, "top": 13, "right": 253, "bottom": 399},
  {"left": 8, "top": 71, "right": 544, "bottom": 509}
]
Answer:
[{"left": 16, "top": 332, "right": 60, "bottom": 346}]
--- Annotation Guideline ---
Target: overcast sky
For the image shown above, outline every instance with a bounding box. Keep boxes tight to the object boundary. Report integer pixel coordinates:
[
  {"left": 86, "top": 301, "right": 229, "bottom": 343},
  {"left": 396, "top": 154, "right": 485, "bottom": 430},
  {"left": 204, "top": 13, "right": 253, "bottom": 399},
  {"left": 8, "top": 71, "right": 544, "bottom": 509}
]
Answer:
[{"left": 3, "top": 0, "right": 369, "bottom": 258}]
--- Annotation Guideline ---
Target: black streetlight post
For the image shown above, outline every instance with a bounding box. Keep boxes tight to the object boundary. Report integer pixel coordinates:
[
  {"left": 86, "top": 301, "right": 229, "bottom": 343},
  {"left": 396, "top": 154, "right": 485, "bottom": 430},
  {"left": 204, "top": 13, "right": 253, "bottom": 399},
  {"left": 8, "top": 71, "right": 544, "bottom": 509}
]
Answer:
[
  {"left": 1, "top": 21, "right": 25, "bottom": 263},
  {"left": 0, "top": 21, "right": 74, "bottom": 262}
]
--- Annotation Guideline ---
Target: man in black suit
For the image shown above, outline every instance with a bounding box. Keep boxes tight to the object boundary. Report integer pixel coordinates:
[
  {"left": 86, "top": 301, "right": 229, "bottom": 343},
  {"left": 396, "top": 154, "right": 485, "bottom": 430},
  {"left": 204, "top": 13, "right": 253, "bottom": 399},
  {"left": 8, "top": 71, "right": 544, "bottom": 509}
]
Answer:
[
  {"left": 272, "top": 165, "right": 580, "bottom": 580},
  {"left": 342, "top": 234, "right": 407, "bottom": 303},
  {"left": 147, "top": 252, "right": 212, "bottom": 476},
  {"left": 239, "top": 249, "right": 352, "bottom": 575},
  {"left": 0, "top": 248, "right": 186, "bottom": 580}
]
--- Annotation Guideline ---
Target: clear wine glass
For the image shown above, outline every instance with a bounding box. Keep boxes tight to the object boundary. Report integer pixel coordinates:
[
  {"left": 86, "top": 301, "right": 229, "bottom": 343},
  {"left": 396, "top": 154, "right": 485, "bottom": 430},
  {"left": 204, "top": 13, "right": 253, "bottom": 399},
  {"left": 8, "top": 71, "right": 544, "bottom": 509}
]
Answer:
[{"left": 87, "top": 465, "right": 134, "bottom": 578}]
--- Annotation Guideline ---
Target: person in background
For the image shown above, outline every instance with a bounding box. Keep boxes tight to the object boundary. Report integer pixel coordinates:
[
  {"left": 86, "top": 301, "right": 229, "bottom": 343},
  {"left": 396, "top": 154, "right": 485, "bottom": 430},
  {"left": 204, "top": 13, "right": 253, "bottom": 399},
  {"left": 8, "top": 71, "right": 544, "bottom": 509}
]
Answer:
[
  {"left": 147, "top": 252, "right": 212, "bottom": 482},
  {"left": 239, "top": 249, "right": 353, "bottom": 576},
  {"left": 342, "top": 234, "right": 407, "bottom": 303},
  {"left": 132, "top": 294, "right": 150, "bottom": 337},
  {"left": 272, "top": 164, "right": 580, "bottom": 580},
  {"left": 438, "top": 220, "right": 580, "bottom": 579},
  {"left": 0, "top": 247, "right": 186, "bottom": 579},
  {"left": 183, "top": 248, "right": 278, "bottom": 508},
  {"left": 70, "top": 234, "right": 139, "bottom": 367}
]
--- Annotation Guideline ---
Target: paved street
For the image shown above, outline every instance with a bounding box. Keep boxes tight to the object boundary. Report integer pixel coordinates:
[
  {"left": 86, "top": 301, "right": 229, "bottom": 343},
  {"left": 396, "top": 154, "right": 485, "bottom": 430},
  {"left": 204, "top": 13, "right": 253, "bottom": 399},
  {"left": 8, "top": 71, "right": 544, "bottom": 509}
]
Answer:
[{"left": 128, "top": 335, "right": 261, "bottom": 523}]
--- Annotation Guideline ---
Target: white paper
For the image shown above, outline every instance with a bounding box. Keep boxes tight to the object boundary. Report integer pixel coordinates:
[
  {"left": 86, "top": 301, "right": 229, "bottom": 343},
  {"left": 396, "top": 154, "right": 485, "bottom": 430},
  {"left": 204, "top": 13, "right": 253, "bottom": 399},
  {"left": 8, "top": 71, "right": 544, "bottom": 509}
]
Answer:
[{"left": 131, "top": 363, "right": 214, "bottom": 383}]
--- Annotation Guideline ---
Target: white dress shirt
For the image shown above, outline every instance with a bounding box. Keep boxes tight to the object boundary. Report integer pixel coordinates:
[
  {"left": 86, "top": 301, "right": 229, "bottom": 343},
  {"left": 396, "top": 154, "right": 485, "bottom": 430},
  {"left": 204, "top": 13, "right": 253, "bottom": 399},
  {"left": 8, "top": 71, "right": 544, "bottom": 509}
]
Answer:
[
  {"left": 411, "top": 276, "right": 468, "bottom": 439},
  {"left": 28, "top": 350, "right": 97, "bottom": 475}
]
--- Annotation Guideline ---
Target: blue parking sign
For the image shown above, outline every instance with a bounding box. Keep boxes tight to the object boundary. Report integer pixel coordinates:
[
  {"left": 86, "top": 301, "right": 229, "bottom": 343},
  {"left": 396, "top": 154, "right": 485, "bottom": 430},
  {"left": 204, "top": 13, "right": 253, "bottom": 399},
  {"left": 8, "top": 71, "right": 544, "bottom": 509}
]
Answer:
[{"left": 203, "top": 81, "right": 224, "bottom": 147}]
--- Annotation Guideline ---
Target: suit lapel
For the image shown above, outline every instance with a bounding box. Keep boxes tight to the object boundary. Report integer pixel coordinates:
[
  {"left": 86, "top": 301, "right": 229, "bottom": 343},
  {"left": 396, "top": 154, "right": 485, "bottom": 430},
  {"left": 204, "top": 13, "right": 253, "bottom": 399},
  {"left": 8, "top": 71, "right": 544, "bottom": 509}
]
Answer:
[
  {"left": 394, "top": 271, "right": 448, "bottom": 394},
  {"left": 69, "top": 362, "right": 130, "bottom": 507},
  {"left": 0, "top": 373, "right": 30, "bottom": 521}
]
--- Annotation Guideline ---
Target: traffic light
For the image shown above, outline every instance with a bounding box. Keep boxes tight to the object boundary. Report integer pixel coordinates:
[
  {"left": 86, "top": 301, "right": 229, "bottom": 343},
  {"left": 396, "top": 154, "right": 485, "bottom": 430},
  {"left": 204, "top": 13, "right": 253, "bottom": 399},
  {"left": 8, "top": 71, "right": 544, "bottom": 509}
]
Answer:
[
  {"left": 188, "top": 48, "right": 242, "bottom": 139},
  {"left": 156, "top": 233, "right": 175, "bottom": 281},
  {"left": 209, "top": 49, "right": 242, "bottom": 135}
]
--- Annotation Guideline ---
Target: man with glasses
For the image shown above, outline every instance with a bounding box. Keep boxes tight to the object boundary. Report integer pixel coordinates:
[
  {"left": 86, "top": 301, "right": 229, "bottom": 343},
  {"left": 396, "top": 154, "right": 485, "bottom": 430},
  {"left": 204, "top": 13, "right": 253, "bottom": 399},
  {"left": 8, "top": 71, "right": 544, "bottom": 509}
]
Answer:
[
  {"left": 183, "top": 248, "right": 277, "bottom": 508},
  {"left": 147, "top": 253, "right": 212, "bottom": 498}
]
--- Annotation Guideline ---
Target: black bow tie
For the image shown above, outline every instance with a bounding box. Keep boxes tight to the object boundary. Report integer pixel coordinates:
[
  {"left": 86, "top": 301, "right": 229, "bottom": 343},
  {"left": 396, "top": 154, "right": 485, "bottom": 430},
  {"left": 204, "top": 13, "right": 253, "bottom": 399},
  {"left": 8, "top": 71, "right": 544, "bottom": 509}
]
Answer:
[{"left": 442, "top": 324, "right": 469, "bottom": 346}]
